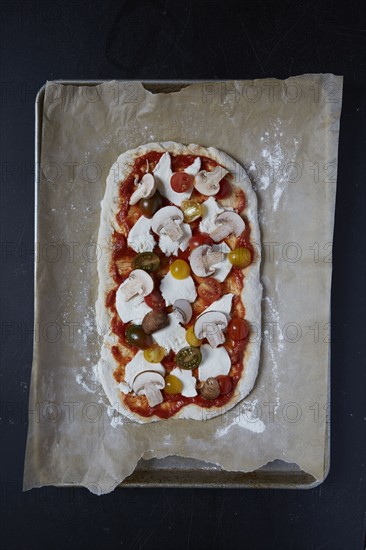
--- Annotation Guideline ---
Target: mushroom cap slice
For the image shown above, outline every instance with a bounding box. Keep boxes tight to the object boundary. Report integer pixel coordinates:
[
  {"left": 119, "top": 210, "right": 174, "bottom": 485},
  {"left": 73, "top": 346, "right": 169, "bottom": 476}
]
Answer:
[
  {"left": 194, "top": 311, "right": 228, "bottom": 348},
  {"left": 210, "top": 211, "right": 245, "bottom": 242},
  {"left": 129, "top": 173, "right": 156, "bottom": 205},
  {"left": 194, "top": 166, "right": 229, "bottom": 196},
  {"left": 151, "top": 206, "right": 184, "bottom": 242},
  {"left": 120, "top": 269, "right": 154, "bottom": 301},
  {"left": 173, "top": 299, "right": 193, "bottom": 324},
  {"left": 132, "top": 371, "right": 165, "bottom": 407},
  {"left": 190, "top": 245, "right": 225, "bottom": 277}
]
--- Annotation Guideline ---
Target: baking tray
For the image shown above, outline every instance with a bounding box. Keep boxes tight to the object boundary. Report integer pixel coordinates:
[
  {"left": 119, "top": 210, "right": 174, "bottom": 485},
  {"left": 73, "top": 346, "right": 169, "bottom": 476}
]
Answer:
[{"left": 35, "top": 80, "right": 330, "bottom": 489}]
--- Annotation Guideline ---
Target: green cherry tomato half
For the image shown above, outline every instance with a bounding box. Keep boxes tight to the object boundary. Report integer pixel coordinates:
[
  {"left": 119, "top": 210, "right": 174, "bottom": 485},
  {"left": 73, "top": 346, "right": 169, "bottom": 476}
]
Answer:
[
  {"left": 175, "top": 346, "right": 202, "bottom": 370},
  {"left": 138, "top": 191, "right": 162, "bottom": 218},
  {"left": 164, "top": 374, "right": 183, "bottom": 394},
  {"left": 131, "top": 252, "right": 160, "bottom": 273},
  {"left": 216, "top": 375, "right": 233, "bottom": 395},
  {"left": 125, "top": 324, "right": 153, "bottom": 350},
  {"left": 227, "top": 318, "right": 249, "bottom": 341}
]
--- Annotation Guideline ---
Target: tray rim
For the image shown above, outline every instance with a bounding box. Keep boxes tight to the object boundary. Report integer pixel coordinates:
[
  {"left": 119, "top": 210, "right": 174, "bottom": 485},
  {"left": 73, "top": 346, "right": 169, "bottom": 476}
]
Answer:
[{"left": 34, "top": 80, "right": 330, "bottom": 490}]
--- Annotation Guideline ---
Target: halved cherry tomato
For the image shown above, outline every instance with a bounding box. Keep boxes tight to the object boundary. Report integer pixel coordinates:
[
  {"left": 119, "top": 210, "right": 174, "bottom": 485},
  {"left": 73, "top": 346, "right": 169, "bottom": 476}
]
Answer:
[
  {"left": 188, "top": 233, "right": 214, "bottom": 251},
  {"left": 185, "top": 326, "right": 202, "bottom": 347},
  {"left": 216, "top": 178, "right": 231, "bottom": 199},
  {"left": 197, "top": 277, "right": 221, "bottom": 303},
  {"left": 144, "top": 289, "right": 166, "bottom": 311},
  {"left": 176, "top": 346, "right": 202, "bottom": 370},
  {"left": 164, "top": 374, "right": 183, "bottom": 394},
  {"left": 228, "top": 247, "right": 252, "bottom": 268},
  {"left": 138, "top": 191, "right": 162, "bottom": 218},
  {"left": 170, "top": 259, "right": 190, "bottom": 279},
  {"left": 170, "top": 172, "right": 194, "bottom": 193},
  {"left": 227, "top": 318, "right": 249, "bottom": 341},
  {"left": 125, "top": 325, "right": 153, "bottom": 350},
  {"left": 216, "top": 375, "right": 233, "bottom": 395}
]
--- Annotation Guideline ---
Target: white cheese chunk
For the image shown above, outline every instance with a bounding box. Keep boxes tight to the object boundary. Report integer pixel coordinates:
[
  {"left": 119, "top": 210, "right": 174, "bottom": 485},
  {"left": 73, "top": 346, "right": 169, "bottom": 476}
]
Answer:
[
  {"left": 160, "top": 272, "right": 197, "bottom": 306},
  {"left": 184, "top": 157, "right": 201, "bottom": 176},
  {"left": 199, "top": 196, "right": 233, "bottom": 234},
  {"left": 170, "top": 367, "right": 197, "bottom": 397},
  {"left": 153, "top": 152, "right": 201, "bottom": 206},
  {"left": 127, "top": 215, "right": 156, "bottom": 253},
  {"left": 198, "top": 344, "right": 231, "bottom": 381},
  {"left": 122, "top": 351, "right": 166, "bottom": 391},
  {"left": 158, "top": 222, "right": 192, "bottom": 256},
  {"left": 153, "top": 313, "right": 187, "bottom": 353},
  {"left": 116, "top": 282, "right": 152, "bottom": 324},
  {"left": 202, "top": 293, "right": 234, "bottom": 319}
]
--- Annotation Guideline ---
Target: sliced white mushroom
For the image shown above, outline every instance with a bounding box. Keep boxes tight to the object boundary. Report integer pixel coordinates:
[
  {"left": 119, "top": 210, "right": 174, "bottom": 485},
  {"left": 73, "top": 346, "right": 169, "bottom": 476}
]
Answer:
[
  {"left": 194, "top": 311, "right": 228, "bottom": 348},
  {"left": 194, "top": 166, "right": 229, "bottom": 196},
  {"left": 132, "top": 371, "right": 165, "bottom": 408},
  {"left": 129, "top": 173, "right": 156, "bottom": 205},
  {"left": 120, "top": 269, "right": 154, "bottom": 301},
  {"left": 190, "top": 244, "right": 226, "bottom": 277},
  {"left": 151, "top": 206, "right": 184, "bottom": 242},
  {"left": 210, "top": 211, "right": 245, "bottom": 242},
  {"left": 124, "top": 351, "right": 165, "bottom": 389},
  {"left": 173, "top": 299, "right": 193, "bottom": 324}
]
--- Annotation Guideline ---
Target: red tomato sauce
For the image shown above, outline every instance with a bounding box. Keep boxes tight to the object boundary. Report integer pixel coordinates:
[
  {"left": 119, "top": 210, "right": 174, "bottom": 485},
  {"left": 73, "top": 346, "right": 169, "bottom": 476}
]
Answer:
[{"left": 106, "top": 151, "right": 251, "bottom": 418}]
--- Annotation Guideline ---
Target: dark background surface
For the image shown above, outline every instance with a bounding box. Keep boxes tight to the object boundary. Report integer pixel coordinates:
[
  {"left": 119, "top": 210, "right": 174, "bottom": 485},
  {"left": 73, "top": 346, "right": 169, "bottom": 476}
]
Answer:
[{"left": 1, "top": 1, "right": 365, "bottom": 549}]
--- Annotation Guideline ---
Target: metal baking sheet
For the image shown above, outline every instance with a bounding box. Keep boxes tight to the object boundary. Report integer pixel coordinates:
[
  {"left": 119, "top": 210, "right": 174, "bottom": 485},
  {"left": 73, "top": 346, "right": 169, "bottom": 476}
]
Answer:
[{"left": 35, "top": 80, "right": 330, "bottom": 489}]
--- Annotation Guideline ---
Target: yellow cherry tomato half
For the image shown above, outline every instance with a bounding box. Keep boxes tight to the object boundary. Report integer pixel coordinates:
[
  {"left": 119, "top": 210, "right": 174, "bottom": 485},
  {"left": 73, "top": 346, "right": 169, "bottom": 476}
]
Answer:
[
  {"left": 170, "top": 259, "right": 190, "bottom": 279},
  {"left": 228, "top": 247, "right": 252, "bottom": 268},
  {"left": 164, "top": 374, "right": 183, "bottom": 394},
  {"left": 185, "top": 326, "right": 202, "bottom": 347},
  {"left": 143, "top": 345, "right": 166, "bottom": 363},
  {"left": 181, "top": 200, "right": 203, "bottom": 223}
]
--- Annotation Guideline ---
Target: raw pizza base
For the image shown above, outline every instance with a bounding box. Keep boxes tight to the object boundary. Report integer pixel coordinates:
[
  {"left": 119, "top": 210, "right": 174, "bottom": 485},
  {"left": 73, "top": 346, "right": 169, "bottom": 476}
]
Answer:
[{"left": 95, "top": 142, "right": 262, "bottom": 423}]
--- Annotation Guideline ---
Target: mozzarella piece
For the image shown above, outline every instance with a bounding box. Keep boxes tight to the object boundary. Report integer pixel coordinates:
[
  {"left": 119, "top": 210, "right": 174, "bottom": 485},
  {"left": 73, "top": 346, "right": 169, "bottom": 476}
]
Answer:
[
  {"left": 122, "top": 351, "right": 166, "bottom": 391},
  {"left": 210, "top": 242, "right": 232, "bottom": 283},
  {"left": 160, "top": 272, "right": 197, "bottom": 306},
  {"left": 184, "top": 157, "right": 201, "bottom": 176},
  {"left": 153, "top": 313, "right": 187, "bottom": 353},
  {"left": 127, "top": 215, "right": 156, "bottom": 253},
  {"left": 153, "top": 152, "right": 201, "bottom": 206},
  {"left": 158, "top": 222, "right": 192, "bottom": 256},
  {"left": 199, "top": 196, "right": 233, "bottom": 234},
  {"left": 116, "top": 282, "right": 152, "bottom": 323},
  {"left": 198, "top": 344, "right": 231, "bottom": 381},
  {"left": 203, "top": 293, "right": 234, "bottom": 319},
  {"left": 170, "top": 367, "right": 197, "bottom": 397}
]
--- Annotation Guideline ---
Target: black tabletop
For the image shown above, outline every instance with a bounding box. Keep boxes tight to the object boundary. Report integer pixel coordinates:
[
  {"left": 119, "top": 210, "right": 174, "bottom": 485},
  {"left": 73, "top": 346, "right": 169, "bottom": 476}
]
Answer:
[{"left": 1, "top": 1, "right": 365, "bottom": 549}]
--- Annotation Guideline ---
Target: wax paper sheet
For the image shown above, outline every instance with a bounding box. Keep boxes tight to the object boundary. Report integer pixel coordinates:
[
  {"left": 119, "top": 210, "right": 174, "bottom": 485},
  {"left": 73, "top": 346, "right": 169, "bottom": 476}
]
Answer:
[{"left": 23, "top": 75, "right": 342, "bottom": 494}]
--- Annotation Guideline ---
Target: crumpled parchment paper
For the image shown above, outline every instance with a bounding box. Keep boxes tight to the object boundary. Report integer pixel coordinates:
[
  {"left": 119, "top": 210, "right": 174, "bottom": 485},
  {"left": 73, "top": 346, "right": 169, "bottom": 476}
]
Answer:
[{"left": 23, "top": 75, "right": 342, "bottom": 494}]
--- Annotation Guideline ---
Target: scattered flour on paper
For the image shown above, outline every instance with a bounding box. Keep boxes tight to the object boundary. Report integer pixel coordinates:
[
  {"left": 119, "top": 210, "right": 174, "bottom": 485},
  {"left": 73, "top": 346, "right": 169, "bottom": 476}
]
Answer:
[
  {"left": 248, "top": 119, "right": 300, "bottom": 213},
  {"left": 216, "top": 398, "right": 266, "bottom": 437},
  {"left": 75, "top": 364, "right": 100, "bottom": 394}
]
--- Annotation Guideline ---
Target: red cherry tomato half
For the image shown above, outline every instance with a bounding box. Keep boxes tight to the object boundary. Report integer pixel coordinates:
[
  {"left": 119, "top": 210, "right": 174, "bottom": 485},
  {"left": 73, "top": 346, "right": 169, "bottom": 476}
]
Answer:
[
  {"left": 188, "top": 233, "right": 214, "bottom": 251},
  {"left": 170, "top": 172, "right": 194, "bottom": 193},
  {"left": 197, "top": 277, "right": 222, "bottom": 303},
  {"left": 144, "top": 289, "right": 166, "bottom": 311},
  {"left": 216, "top": 178, "right": 231, "bottom": 199},
  {"left": 216, "top": 375, "right": 233, "bottom": 395},
  {"left": 227, "top": 318, "right": 249, "bottom": 341}
]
